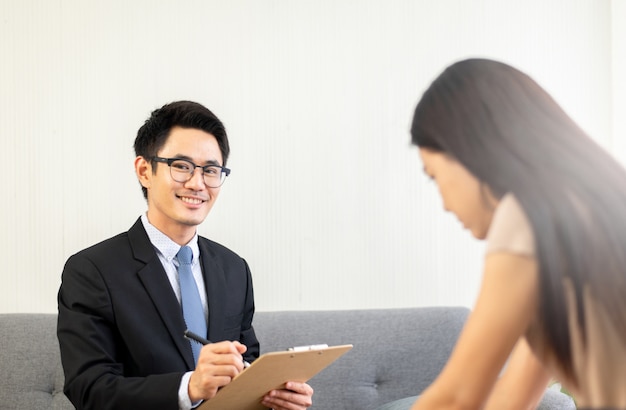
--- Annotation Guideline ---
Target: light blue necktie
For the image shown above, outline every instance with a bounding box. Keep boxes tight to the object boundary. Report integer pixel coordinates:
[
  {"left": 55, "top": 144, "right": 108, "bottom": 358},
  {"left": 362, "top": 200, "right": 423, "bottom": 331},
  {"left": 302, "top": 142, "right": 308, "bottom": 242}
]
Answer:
[{"left": 177, "top": 246, "right": 207, "bottom": 366}]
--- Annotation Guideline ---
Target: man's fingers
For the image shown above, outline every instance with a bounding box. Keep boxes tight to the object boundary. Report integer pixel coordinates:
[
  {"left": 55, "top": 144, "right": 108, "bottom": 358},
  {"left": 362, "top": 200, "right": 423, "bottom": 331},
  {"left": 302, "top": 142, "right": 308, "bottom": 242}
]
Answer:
[{"left": 285, "top": 381, "right": 314, "bottom": 396}]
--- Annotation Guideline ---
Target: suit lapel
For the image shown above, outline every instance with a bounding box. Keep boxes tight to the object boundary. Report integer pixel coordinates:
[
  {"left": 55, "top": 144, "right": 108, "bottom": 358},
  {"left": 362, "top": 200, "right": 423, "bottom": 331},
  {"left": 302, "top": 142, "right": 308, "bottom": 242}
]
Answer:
[
  {"left": 128, "top": 219, "right": 195, "bottom": 369},
  {"left": 198, "top": 238, "right": 227, "bottom": 342}
]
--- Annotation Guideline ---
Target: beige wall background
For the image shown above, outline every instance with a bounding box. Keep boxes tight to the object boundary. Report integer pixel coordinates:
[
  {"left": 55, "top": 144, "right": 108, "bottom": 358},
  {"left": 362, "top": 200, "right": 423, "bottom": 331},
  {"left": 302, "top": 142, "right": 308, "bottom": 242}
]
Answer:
[{"left": 1, "top": 0, "right": 624, "bottom": 313}]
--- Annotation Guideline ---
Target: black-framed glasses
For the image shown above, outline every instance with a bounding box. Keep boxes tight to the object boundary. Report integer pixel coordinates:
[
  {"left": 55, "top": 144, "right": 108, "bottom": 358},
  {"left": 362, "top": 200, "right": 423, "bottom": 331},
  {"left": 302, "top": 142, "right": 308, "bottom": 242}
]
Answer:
[{"left": 152, "top": 157, "right": 231, "bottom": 188}]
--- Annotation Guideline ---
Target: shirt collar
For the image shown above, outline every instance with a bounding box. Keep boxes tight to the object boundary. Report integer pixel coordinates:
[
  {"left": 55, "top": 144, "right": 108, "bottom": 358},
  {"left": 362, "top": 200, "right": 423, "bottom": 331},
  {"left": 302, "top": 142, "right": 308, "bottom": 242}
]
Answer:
[{"left": 140, "top": 213, "right": 200, "bottom": 265}]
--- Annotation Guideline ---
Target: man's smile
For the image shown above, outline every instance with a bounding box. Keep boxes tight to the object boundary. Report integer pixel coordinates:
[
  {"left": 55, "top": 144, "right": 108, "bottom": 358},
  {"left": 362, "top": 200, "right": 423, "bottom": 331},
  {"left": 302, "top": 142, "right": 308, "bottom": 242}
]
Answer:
[{"left": 177, "top": 195, "right": 206, "bottom": 205}]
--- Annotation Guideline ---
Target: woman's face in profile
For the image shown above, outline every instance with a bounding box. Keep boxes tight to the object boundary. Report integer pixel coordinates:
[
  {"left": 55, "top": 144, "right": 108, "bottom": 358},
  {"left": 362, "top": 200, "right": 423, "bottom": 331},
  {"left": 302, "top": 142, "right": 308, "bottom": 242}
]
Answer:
[{"left": 419, "top": 148, "right": 499, "bottom": 240}]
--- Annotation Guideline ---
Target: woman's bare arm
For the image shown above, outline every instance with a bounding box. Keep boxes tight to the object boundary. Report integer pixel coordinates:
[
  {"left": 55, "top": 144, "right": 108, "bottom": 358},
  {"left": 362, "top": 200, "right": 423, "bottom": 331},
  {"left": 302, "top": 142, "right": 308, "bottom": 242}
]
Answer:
[
  {"left": 411, "top": 253, "right": 540, "bottom": 410},
  {"left": 484, "top": 337, "right": 551, "bottom": 410}
]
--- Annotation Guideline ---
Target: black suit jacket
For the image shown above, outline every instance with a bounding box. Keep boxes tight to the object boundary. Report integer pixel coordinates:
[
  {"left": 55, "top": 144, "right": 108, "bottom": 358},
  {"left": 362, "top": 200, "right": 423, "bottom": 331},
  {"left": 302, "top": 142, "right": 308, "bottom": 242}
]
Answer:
[{"left": 57, "top": 218, "right": 259, "bottom": 410}]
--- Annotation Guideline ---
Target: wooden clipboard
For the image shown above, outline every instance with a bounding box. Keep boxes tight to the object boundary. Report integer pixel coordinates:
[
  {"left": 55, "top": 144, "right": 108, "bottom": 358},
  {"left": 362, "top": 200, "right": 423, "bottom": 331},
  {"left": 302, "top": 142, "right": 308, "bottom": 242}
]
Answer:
[{"left": 198, "top": 344, "right": 353, "bottom": 410}]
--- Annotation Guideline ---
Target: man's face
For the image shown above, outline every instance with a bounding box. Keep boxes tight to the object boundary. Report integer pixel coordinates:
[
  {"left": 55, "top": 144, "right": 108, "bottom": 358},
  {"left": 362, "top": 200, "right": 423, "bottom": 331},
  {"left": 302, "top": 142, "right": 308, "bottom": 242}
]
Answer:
[{"left": 135, "top": 126, "right": 224, "bottom": 244}]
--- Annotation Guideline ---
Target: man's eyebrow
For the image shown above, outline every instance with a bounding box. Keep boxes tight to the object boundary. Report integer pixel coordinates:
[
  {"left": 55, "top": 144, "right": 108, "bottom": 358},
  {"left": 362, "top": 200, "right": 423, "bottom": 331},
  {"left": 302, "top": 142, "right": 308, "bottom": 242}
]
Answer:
[
  {"left": 173, "top": 155, "right": 221, "bottom": 166},
  {"left": 172, "top": 154, "right": 193, "bottom": 161}
]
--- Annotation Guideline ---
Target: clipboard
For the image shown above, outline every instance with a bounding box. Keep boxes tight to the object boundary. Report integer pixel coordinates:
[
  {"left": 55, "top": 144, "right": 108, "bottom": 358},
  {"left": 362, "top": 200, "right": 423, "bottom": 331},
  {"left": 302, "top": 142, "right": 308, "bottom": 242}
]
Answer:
[{"left": 198, "top": 344, "right": 353, "bottom": 410}]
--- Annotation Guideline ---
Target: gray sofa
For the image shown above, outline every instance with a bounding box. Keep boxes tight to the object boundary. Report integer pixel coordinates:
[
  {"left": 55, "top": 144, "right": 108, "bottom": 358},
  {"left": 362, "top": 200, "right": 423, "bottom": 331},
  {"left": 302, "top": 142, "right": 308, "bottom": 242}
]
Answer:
[{"left": 0, "top": 307, "right": 575, "bottom": 410}]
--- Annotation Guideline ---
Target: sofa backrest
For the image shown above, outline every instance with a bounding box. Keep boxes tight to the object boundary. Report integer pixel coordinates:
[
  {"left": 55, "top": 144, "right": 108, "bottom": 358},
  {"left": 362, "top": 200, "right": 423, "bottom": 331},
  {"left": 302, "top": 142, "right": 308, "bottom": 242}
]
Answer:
[
  {"left": 0, "top": 307, "right": 469, "bottom": 410},
  {"left": 254, "top": 307, "right": 469, "bottom": 410}
]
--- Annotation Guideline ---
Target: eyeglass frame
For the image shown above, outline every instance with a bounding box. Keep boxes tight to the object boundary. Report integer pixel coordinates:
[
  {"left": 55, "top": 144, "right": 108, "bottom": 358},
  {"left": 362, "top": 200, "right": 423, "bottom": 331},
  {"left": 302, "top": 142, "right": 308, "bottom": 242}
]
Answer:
[{"left": 151, "top": 156, "right": 231, "bottom": 187}]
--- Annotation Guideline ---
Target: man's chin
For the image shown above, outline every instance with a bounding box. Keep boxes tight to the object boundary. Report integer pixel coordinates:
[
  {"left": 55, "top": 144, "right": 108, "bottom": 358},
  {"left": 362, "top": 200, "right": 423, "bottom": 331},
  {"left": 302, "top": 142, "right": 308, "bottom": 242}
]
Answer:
[
  {"left": 182, "top": 215, "right": 208, "bottom": 227},
  {"left": 178, "top": 209, "right": 211, "bottom": 227}
]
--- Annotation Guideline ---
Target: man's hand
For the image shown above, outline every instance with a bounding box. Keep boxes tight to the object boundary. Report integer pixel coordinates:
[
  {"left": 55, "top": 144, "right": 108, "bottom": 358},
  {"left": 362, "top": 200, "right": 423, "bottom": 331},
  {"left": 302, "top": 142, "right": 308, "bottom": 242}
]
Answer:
[
  {"left": 261, "top": 381, "right": 314, "bottom": 410},
  {"left": 188, "top": 341, "right": 247, "bottom": 402}
]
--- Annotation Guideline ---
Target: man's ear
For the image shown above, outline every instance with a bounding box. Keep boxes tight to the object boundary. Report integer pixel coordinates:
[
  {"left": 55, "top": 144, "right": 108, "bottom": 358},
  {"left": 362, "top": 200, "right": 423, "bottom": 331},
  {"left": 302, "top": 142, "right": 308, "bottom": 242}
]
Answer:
[{"left": 135, "top": 156, "right": 152, "bottom": 190}]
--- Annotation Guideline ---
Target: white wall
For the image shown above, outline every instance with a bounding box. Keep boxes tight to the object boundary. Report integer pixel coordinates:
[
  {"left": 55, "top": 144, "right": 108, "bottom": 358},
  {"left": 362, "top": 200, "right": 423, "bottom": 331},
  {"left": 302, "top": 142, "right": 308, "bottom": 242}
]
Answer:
[
  {"left": 613, "top": 0, "right": 626, "bottom": 164},
  {"left": 0, "top": 0, "right": 618, "bottom": 313}
]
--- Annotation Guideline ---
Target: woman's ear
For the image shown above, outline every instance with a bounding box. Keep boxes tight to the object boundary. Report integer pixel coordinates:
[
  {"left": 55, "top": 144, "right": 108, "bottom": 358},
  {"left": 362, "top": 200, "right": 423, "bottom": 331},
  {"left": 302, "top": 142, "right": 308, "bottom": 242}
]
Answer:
[{"left": 134, "top": 156, "right": 152, "bottom": 190}]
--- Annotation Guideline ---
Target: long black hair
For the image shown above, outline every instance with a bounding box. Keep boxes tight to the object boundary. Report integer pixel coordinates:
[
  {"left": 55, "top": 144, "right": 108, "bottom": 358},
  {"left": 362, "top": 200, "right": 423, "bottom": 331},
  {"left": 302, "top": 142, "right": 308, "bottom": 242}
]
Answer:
[{"left": 411, "top": 58, "right": 626, "bottom": 377}]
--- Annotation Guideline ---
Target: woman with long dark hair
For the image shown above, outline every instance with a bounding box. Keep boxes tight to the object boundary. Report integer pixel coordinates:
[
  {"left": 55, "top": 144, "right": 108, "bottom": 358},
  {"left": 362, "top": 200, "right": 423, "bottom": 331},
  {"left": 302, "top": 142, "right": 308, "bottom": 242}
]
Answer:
[{"left": 384, "top": 59, "right": 626, "bottom": 409}]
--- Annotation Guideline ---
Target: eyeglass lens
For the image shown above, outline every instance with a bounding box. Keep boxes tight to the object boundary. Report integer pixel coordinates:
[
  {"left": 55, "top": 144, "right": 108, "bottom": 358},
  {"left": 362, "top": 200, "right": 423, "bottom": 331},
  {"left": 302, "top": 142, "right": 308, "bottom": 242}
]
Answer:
[{"left": 169, "top": 159, "right": 226, "bottom": 187}]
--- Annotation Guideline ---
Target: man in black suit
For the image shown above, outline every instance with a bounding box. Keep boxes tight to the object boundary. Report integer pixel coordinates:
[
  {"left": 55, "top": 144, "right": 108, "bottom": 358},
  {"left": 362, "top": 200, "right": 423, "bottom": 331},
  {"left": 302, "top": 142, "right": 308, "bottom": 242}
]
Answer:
[{"left": 57, "top": 101, "right": 314, "bottom": 410}]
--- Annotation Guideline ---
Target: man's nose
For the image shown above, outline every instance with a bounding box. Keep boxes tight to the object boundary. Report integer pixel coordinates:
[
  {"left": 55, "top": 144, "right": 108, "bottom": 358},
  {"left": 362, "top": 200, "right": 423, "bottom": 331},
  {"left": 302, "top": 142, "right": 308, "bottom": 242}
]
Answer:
[{"left": 185, "top": 167, "right": 206, "bottom": 189}]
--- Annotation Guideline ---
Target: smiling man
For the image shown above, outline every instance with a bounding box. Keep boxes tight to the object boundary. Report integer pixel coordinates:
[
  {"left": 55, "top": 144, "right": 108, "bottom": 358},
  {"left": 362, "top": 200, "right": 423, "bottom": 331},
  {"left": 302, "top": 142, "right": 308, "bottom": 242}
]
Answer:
[{"left": 57, "top": 101, "right": 314, "bottom": 410}]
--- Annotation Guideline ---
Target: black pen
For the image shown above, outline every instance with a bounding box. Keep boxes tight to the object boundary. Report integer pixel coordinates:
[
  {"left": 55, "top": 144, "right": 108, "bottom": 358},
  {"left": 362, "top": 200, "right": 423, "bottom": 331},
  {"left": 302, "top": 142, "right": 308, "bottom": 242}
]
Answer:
[{"left": 184, "top": 329, "right": 251, "bottom": 368}]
